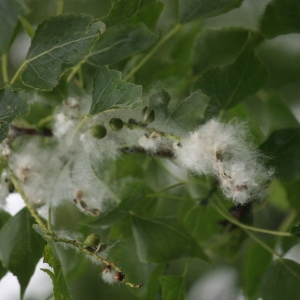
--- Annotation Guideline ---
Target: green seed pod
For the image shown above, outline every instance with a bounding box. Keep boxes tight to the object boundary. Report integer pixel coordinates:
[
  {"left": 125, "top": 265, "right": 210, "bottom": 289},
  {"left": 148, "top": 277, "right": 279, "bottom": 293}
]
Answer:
[
  {"left": 109, "top": 118, "right": 124, "bottom": 131},
  {"left": 84, "top": 234, "right": 101, "bottom": 247},
  {"left": 90, "top": 124, "right": 107, "bottom": 139}
]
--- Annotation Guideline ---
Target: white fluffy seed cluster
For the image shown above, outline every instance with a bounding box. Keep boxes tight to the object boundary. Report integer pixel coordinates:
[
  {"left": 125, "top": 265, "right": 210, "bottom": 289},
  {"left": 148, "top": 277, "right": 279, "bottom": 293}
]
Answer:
[
  {"left": 101, "top": 266, "right": 116, "bottom": 284},
  {"left": 138, "top": 131, "right": 162, "bottom": 152},
  {"left": 173, "top": 119, "right": 272, "bottom": 204}
]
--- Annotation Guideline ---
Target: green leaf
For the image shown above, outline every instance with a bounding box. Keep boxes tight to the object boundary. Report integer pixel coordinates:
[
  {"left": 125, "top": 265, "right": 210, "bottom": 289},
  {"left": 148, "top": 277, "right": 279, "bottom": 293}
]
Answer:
[
  {"left": 159, "top": 276, "right": 186, "bottom": 300},
  {"left": 142, "top": 264, "right": 166, "bottom": 300},
  {"left": 89, "top": 66, "right": 142, "bottom": 115},
  {"left": 193, "top": 28, "right": 252, "bottom": 74},
  {"left": 0, "top": 0, "right": 28, "bottom": 55},
  {"left": 102, "top": 0, "right": 164, "bottom": 29},
  {"left": 42, "top": 243, "right": 71, "bottom": 300},
  {"left": 179, "top": 0, "right": 244, "bottom": 23},
  {"left": 283, "top": 179, "right": 300, "bottom": 211},
  {"left": 0, "top": 210, "right": 11, "bottom": 280},
  {"left": 21, "top": 14, "right": 103, "bottom": 90},
  {"left": 131, "top": 214, "right": 210, "bottom": 263},
  {"left": 261, "top": 259, "right": 300, "bottom": 300},
  {"left": 0, "top": 208, "right": 45, "bottom": 298},
  {"left": 260, "top": 128, "right": 300, "bottom": 180},
  {"left": 0, "top": 210, "right": 11, "bottom": 228},
  {"left": 168, "top": 91, "right": 209, "bottom": 131},
  {"left": 85, "top": 179, "right": 147, "bottom": 227},
  {"left": 193, "top": 47, "right": 269, "bottom": 112},
  {"left": 260, "top": 0, "right": 300, "bottom": 38},
  {"left": 0, "top": 85, "right": 29, "bottom": 143},
  {"left": 87, "top": 23, "right": 158, "bottom": 67},
  {"left": 245, "top": 91, "right": 299, "bottom": 137},
  {"left": 243, "top": 242, "right": 273, "bottom": 299},
  {"left": 290, "top": 224, "right": 300, "bottom": 237}
]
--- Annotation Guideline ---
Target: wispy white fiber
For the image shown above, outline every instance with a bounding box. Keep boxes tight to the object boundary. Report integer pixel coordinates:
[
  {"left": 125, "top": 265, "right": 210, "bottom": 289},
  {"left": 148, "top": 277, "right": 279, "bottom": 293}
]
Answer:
[{"left": 174, "top": 119, "right": 271, "bottom": 204}]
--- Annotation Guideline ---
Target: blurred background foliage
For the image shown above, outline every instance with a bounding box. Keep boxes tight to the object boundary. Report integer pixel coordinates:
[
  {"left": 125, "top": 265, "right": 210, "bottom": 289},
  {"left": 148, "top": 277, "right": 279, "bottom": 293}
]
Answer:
[{"left": 0, "top": 0, "right": 300, "bottom": 299}]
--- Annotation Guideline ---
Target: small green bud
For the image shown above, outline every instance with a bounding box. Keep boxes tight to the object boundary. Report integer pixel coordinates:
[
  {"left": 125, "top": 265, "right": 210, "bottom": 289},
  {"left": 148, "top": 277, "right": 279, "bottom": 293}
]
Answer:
[
  {"left": 109, "top": 118, "right": 124, "bottom": 131},
  {"left": 84, "top": 234, "right": 101, "bottom": 247},
  {"left": 90, "top": 124, "right": 107, "bottom": 139}
]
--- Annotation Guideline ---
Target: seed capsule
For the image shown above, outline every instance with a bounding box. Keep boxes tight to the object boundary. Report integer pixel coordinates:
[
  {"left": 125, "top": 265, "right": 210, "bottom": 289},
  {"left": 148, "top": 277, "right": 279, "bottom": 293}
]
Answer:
[
  {"left": 114, "top": 271, "right": 125, "bottom": 282},
  {"left": 109, "top": 118, "right": 124, "bottom": 131},
  {"left": 84, "top": 234, "right": 101, "bottom": 247},
  {"left": 90, "top": 124, "right": 107, "bottom": 139}
]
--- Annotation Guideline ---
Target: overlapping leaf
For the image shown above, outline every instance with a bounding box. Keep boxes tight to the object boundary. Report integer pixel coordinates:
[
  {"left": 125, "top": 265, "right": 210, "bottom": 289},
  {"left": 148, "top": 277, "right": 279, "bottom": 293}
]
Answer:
[
  {"left": 102, "top": 0, "right": 164, "bottom": 29},
  {"left": 193, "top": 28, "right": 252, "bottom": 74},
  {"left": 0, "top": 0, "right": 28, "bottom": 55},
  {"left": 0, "top": 85, "right": 29, "bottom": 142},
  {"left": 90, "top": 66, "right": 142, "bottom": 115},
  {"left": 87, "top": 23, "right": 158, "bottom": 67},
  {"left": 260, "top": 0, "right": 300, "bottom": 38},
  {"left": 131, "top": 214, "right": 210, "bottom": 263},
  {"left": 168, "top": 91, "right": 209, "bottom": 131},
  {"left": 260, "top": 128, "right": 300, "bottom": 180},
  {"left": 243, "top": 243, "right": 273, "bottom": 299},
  {"left": 193, "top": 47, "right": 269, "bottom": 111},
  {"left": 261, "top": 259, "right": 300, "bottom": 300},
  {"left": 246, "top": 92, "right": 299, "bottom": 137},
  {"left": 21, "top": 14, "right": 103, "bottom": 90},
  {"left": 179, "top": 0, "right": 244, "bottom": 23},
  {"left": 159, "top": 276, "right": 186, "bottom": 300},
  {"left": 42, "top": 243, "right": 71, "bottom": 300},
  {"left": 0, "top": 208, "right": 45, "bottom": 298}
]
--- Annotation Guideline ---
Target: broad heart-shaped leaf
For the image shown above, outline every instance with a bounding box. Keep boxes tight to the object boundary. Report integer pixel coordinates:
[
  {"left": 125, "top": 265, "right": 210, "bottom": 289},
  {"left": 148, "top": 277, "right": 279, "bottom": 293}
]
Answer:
[
  {"left": 245, "top": 91, "right": 299, "bottom": 137},
  {"left": 21, "top": 14, "right": 103, "bottom": 91},
  {"left": 102, "top": 0, "right": 164, "bottom": 30},
  {"left": 260, "top": 128, "right": 300, "bottom": 180},
  {"left": 168, "top": 91, "right": 209, "bottom": 131},
  {"left": 42, "top": 243, "right": 71, "bottom": 300},
  {"left": 142, "top": 264, "right": 166, "bottom": 300},
  {"left": 0, "top": 0, "right": 28, "bottom": 55},
  {"left": 0, "top": 85, "right": 29, "bottom": 142},
  {"left": 242, "top": 242, "right": 273, "bottom": 299},
  {"left": 261, "top": 259, "right": 300, "bottom": 300},
  {"left": 131, "top": 214, "right": 210, "bottom": 263},
  {"left": 260, "top": 0, "right": 300, "bottom": 38},
  {"left": 179, "top": 0, "right": 244, "bottom": 23},
  {"left": 193, "top": 28, "right": 252, "bottom": 74},
  {"left": 193, "top": 47, "right": 268, "bottom": 112},
  {"left": 0, "top": 208, "right": 45, "bottom": 298},
  {"left": 89, "top": 66, "right": 142, "bottom": 115},
  {"left": 87, "top": 23, "right": 158, "bottom": 67},
  {"left": 159, "top": 276, "right": 186, "bottom": 300}
]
